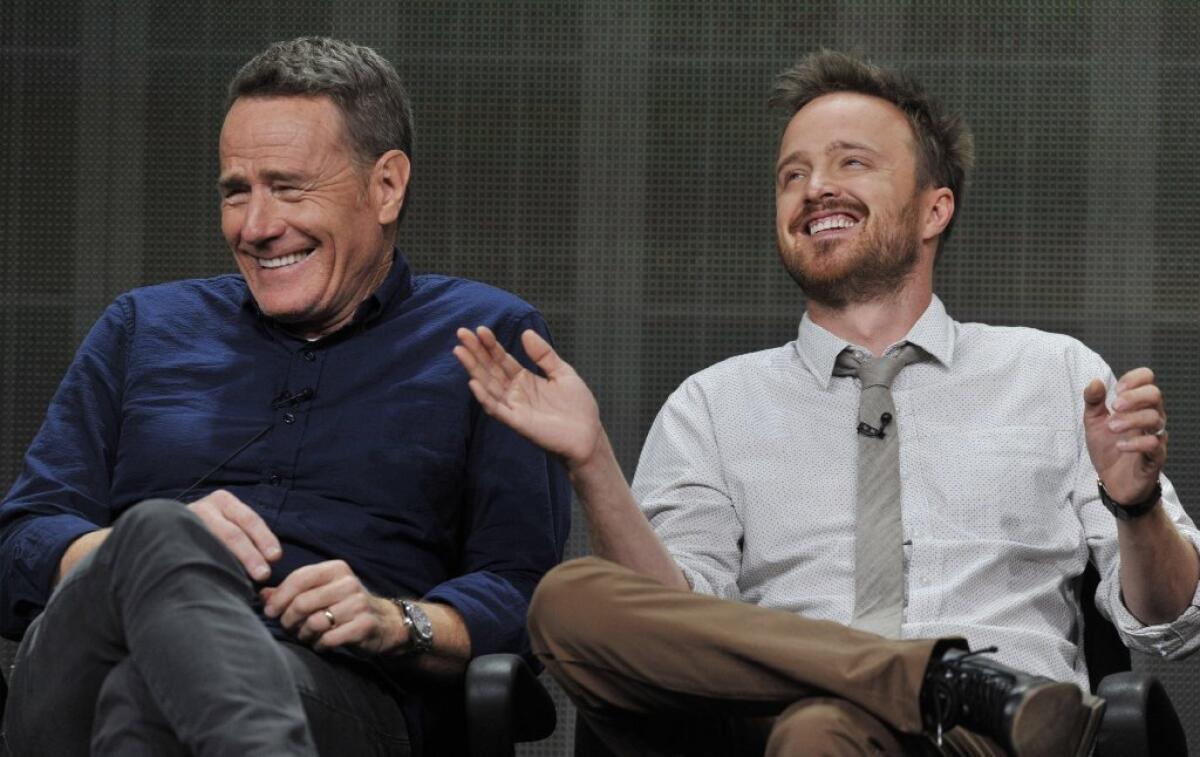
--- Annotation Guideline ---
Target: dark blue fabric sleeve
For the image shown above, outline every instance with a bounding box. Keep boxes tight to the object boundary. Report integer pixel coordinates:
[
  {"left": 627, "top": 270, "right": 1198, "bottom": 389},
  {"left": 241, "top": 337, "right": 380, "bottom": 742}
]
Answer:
[
  {"left": 423, "top": 311, "right": 570, "bottom": 659},
  {"left": 0, "top": 299, "right": 128, "bottom": 638}
]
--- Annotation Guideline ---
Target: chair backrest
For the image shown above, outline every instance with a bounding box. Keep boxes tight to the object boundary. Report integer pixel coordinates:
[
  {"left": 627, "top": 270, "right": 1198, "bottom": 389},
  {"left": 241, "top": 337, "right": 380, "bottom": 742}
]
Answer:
[{"left": 1080, "top": 560, "right": 1131, "bottom": 693}]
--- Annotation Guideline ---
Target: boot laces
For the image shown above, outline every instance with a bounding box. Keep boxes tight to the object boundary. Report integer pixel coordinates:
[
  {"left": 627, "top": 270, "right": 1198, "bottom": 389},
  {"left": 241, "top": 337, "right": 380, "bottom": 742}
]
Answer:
[{"left": 931, "top": 646, "right": 1004, "bottom": 746}]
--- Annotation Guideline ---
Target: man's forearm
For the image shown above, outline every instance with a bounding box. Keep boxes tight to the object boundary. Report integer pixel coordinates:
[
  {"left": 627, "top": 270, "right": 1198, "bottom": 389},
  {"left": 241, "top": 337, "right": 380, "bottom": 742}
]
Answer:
[
  {"left": 1117, "top": 504, "right": 1200, "bottom": 625},
  {"left": 55, "top": 528, "right": 111, "bottom": 587},
  {"left": 571, "top": 431, "right": 689, "bottom": 591}
]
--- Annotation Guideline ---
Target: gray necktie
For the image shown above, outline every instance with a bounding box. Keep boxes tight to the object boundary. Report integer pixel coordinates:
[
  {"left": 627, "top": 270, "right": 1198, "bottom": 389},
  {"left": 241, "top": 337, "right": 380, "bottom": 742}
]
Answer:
[{"left": 833, "top": 343, "right": 925, "bottom": 638}]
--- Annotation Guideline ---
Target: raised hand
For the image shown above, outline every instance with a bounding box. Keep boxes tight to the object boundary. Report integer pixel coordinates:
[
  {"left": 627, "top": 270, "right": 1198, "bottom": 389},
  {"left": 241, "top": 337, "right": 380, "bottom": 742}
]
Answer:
[
  {"left": 1083, "top": 367, "right": 1167, "bottom": 505},
  {"left": 454, "top": 326, "right": 603, "bottom": 468}
]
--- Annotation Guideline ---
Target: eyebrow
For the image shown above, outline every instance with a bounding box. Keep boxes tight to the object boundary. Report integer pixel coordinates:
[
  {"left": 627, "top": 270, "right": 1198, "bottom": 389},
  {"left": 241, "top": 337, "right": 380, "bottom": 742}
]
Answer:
[
  {"left": 217, "top": 169, "right": 308, "bottom": 192},
  {"left": 776, "top": 141, "right": 881, "bottom": 173},
  {"left": 827, "top": 140, "right": 880, "bottom": 156}
]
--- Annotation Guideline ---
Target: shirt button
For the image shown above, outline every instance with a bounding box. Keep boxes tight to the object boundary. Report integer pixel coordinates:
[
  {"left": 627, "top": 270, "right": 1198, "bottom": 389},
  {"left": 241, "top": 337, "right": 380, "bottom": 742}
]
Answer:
[
  {"left": 283, "top": 412, "right": 296, "bottom": 424},
  {"left": 302, "top": 350, "right": 315, "bottom": 362},
  {"left": 268, "top": 473, "right": 282, "bottom": 486}
]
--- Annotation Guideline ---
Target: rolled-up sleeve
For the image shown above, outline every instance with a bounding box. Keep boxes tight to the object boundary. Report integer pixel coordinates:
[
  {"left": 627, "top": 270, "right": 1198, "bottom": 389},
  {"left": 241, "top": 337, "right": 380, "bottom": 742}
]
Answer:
[
  {"left": 423, "top": 312, "right": 570, "bottom": 659},
  {"left": 1071, "top": 351, "right": 1200, "bottom": 658},
  {"left": 1088, "top": 475, "right": 1200, "bottom": 659},
  {"left": 0, "top": 299, "right": 129, "bottom": 638},
  {"left": 632, "top": 379, "right": 744, "bottom": 601}
]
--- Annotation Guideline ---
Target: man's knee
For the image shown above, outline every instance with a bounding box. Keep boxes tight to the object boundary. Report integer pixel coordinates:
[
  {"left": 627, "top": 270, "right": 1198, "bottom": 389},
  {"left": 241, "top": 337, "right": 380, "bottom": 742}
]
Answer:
[
  {"left": 103, "top": 499, "right": 250, "bottom": 601},
  {"left": 528, "top": 557, "right": 631, "bottom": 656},
  {"left": 109, "top": 499, "right": 229, "bottom": 566},
  {"left": 767, "top": 698, "right": 902, "bottom": 757},
  {"left": 114, "top": 498, "right": 194, "bottom": 536}
]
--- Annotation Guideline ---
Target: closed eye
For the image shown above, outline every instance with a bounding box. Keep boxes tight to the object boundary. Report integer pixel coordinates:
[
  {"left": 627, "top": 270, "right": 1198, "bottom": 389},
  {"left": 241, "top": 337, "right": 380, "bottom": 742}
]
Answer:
[
  {"left": 779, "top": 169, "right": 806, "bottom": 186},
  {"left": 274, "top": 185, "right": 304, "bottom": 200}
]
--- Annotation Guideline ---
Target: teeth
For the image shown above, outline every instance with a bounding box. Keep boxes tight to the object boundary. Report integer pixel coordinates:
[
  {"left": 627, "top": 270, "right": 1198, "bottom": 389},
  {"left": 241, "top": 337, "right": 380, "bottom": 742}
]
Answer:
[
  {"left": 259, "top": 251, "right": 312, "bottom": 269},
  {"left": 808, "top": 215, "right": 858, "bottom": 235}
]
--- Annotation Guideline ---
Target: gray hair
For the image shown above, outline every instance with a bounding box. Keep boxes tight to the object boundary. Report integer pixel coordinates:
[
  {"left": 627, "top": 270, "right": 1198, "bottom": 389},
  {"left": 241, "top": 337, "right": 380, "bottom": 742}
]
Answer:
[
  {"left": 770, "top": 50, "right": 974, "bottom": 256},
  {"left": 228, "top": 37, "right": 414, "bottom": 170}
]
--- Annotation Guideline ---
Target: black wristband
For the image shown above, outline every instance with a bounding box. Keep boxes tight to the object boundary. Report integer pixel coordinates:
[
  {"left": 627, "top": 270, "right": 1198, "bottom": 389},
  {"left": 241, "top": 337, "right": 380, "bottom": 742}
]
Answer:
[{"left": 1097, "top": 479, "right": 1162, "bottom": 521}]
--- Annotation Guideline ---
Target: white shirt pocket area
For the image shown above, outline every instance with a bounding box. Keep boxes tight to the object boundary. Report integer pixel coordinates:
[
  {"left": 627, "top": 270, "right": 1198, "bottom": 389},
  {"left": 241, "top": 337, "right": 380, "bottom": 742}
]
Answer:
[{"left": 912, "top": 424, "right": 1081, "bottom": 549}]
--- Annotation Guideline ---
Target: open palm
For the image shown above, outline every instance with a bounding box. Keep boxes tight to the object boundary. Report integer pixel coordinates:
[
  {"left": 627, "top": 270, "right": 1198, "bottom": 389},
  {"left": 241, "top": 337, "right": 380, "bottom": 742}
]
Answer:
[{"left": 454, "top": 326, "right": 603, "bottom": 466}]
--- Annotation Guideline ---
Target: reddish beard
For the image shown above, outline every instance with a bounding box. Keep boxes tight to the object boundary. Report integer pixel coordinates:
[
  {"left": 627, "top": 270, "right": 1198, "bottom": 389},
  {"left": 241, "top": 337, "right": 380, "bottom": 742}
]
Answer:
[{"left": 779, "top": 196, "right": 922, "bottom": 309}]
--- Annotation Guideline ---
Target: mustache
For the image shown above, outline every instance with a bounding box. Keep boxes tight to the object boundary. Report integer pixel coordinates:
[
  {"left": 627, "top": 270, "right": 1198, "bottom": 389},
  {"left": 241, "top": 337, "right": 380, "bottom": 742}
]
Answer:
[{"left": 788, "top": 199, "right": 869, "bottom": 234}]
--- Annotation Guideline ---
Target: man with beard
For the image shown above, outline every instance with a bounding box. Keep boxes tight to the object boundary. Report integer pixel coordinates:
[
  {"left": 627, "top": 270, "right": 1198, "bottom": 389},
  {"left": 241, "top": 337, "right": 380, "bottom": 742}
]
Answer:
[{"left": 453, "top": 50, "right": 1200, "bottom": 756}]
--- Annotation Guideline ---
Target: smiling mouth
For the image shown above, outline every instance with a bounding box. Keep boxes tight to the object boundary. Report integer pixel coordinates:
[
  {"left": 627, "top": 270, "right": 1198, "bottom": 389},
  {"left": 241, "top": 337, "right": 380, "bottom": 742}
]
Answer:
[
  {"left": 807, "top": 214, "right": 859, "bottom": 236},
  {"left": 258, "top": 250, "right": 313, "bottom": 269}
]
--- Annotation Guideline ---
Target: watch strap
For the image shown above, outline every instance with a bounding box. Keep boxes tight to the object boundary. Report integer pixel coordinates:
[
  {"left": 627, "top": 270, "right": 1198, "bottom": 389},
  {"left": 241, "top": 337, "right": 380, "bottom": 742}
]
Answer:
[{"left": 1097, "top": 479, "right": 1162, "bottom": 521}]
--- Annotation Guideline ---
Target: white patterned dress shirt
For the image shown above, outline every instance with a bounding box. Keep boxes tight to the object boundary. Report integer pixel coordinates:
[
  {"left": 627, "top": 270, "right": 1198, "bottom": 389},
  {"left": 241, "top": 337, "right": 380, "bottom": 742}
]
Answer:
[{"left": 632, "top": 295, "right": 1200, "bottom": 689}]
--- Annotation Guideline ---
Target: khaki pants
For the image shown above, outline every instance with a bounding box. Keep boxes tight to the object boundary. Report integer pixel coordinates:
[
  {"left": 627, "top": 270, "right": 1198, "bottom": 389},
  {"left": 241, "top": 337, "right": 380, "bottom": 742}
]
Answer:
[{"left": 529, "top": 557, "right": 1004, "bottom": 756}]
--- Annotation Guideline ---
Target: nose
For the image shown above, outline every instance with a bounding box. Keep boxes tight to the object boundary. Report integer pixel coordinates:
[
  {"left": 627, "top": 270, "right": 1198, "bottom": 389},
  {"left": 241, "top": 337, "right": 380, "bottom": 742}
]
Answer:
[
  {"left": 239, "top": 190, "right": 286, "bottom": 245},
  {"left": 804, "top": 168, "right": 841, "bottom": 203}
]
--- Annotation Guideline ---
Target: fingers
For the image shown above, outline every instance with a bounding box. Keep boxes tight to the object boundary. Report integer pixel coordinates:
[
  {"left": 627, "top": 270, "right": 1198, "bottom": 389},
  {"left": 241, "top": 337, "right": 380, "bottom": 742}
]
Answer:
[
  {"left": 455, "top": 327, "right": 518, "bottom": 396},
  {"left": 1110, "top": 383, "right": 1162, "bottom": 413},
  {"left": 1108, "top": 407, "right": 1164, "bottom": 435},
  {"left": 520, "top": 328, "right": 572, "bottom": 379},
  {"left": 307, "top": 595, "right": 383, "bottom": 652},
  {"left": 261, "top": 561, "right": 388, "bottom": 652},
  {"left": 456, "top": 326, "right": 571, "bottom": 381},
  {"left": 1107, "top": 368, "right": 1165, "bottom": 440},
  {"left": 263, "top": 560, "right": 345, "bottom": 622},
  {"left": 1082, "top": 378, "right": 1109, "bottom": 424},
  {"left": 1086, "top": 368, "right": 1165, "bottom": 433},
  {"left": 188, "top": 490, "right": 281, "bottom": 581},
  {"left": 1115, "top": 366, "right": 1155, "bottom": 392},
  {"left": 1116, "top": 430, "right": 1167, "bottom": 454},
  {"left": 476, "top": 326, "right": 526, "bottom": 380}
]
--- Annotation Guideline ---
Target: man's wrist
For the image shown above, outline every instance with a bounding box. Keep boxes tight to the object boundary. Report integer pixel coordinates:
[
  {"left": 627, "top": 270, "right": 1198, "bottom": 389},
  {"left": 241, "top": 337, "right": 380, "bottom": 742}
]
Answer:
[
  {"left": 391, "top": 598, "right": 434, "bottom": 654},
  {"left": 1098, "top": 479, "right": 1162, "bottom": 521}
]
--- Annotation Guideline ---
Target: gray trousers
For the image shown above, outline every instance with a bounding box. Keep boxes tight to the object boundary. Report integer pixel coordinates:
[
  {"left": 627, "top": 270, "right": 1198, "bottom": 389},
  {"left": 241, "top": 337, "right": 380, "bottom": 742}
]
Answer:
[{"left": 3, "top": 500, "right": 410, "bottom": 756}]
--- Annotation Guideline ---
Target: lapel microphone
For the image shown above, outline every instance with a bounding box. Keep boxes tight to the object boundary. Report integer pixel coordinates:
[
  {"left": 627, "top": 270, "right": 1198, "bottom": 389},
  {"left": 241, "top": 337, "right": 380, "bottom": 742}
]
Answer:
[{"left": 856, "top": 412, "right": 893, "bottom": 439}]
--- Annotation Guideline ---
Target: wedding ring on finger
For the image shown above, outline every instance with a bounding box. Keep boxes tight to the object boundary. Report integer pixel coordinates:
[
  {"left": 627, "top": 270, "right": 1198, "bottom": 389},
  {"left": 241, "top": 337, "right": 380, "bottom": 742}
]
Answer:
[
  {"left": 323, "top": 609, "right": 337, "bottom": 629},
  {"left": 1154, "top": 422, "right": 1167, "bottom": 437}
]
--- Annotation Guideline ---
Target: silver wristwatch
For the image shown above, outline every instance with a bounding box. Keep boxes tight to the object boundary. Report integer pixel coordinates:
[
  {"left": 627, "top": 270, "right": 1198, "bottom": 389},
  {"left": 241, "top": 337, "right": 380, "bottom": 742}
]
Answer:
[{"left": 395, "top": 599, "right": 434, "bottom": 654}]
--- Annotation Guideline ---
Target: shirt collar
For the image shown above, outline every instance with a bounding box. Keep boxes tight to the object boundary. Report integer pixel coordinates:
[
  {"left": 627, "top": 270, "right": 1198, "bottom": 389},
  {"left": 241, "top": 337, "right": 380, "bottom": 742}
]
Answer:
[
  {"left": 794, "top": 294, "right": 955, "bottom": 389},
  {"left": 241, "top": 248, "right": 414, "bottom": 336}
]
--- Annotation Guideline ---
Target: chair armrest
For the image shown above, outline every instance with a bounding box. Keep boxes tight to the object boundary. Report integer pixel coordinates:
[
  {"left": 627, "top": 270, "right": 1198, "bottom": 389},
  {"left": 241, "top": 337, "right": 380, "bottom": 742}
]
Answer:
[
  {"left": 1095, "top": 671, "right": 1187, "bottom": 757},
  {"left": 464, "top": 653, "right": 556, "bottom": 757}
]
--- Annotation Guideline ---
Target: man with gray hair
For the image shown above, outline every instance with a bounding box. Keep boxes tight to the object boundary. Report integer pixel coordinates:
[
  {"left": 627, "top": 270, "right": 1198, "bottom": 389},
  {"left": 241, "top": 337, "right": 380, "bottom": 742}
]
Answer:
[{"left": 0, "top": 37, "right": 569, "bottom": 756}]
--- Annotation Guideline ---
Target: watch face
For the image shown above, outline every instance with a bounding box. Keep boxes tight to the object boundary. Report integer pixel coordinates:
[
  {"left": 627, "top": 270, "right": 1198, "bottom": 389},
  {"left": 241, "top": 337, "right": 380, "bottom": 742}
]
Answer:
[{"left": 403, "top": 600, "right": 434, "bottom": 649}]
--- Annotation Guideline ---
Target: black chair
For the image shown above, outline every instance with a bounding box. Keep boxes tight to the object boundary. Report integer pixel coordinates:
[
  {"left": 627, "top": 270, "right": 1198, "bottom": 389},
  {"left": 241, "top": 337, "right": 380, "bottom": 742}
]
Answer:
[
  {"left": 570, "top": 562, "right": 1189, "bottom": 757},
  {"left": 1080, "top": 563, "right": 1188, "bottom": 757},
  {"left": 463, "top": 653, "right": 557, "bottom": 757},
  {"left": 0, "top": 652, "right": 556, "bottom": 757}
]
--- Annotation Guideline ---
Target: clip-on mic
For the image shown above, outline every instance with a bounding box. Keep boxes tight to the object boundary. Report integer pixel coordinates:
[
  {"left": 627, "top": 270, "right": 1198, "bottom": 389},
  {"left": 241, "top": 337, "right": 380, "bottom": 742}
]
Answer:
[{"left": 856, "top": 412, "right": 893, "bottom": 439}]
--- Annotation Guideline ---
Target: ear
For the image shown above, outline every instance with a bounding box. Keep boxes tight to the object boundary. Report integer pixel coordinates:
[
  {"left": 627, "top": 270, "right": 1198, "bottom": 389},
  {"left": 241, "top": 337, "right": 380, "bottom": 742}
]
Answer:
[
  {"left": 921, "top": 186, "right": 955, "bottom": 244},
  {"left": 370, "top": 150, "right": 411, "bottom": 226}
]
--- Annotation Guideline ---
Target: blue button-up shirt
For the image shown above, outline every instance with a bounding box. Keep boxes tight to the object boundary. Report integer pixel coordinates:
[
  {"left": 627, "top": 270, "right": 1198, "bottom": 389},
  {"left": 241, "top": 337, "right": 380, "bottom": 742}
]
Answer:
[{"left": 0, "top": 252, "right": 570, "bottom": 666}]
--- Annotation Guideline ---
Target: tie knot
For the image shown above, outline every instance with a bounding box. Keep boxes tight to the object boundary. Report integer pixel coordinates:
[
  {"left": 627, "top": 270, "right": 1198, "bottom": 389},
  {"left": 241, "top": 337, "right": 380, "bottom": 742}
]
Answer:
[{"left": 834, "top": 343, "right": 924, "bottom": 389}]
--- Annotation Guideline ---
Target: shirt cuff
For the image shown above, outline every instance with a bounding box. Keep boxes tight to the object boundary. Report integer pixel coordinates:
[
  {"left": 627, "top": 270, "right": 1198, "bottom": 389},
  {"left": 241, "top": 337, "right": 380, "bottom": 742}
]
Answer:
[
  {"left": 1, "top": 513, "right": 99, "bottom": 637},
  {"left": 1106, "top": 527, "right": 1200, "bottom": 660},
  {"left": 423, "top": 570, "right": 534, "bottom": 659}
]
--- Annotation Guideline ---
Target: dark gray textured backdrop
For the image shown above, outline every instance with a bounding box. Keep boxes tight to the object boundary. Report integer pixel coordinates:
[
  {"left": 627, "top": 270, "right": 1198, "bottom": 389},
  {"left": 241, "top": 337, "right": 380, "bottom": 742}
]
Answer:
[{"left": 2, "top": 1, "right": 1198, "bottom": 754}]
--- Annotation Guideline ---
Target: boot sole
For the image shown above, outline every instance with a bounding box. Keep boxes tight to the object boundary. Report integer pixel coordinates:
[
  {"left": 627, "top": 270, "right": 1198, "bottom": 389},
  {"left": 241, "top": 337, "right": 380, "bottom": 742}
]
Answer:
[{"left": 1008, "top": 682, "right": 1098, "bottom": 757}]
